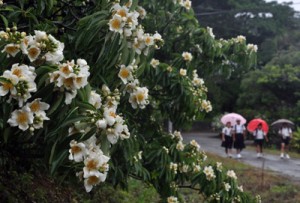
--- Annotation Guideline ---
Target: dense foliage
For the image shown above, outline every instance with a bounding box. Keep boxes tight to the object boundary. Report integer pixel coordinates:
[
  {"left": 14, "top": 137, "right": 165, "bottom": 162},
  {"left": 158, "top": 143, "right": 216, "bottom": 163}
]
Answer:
[{"left": 0, "top": 0, "right": 258, "bottom": 202}]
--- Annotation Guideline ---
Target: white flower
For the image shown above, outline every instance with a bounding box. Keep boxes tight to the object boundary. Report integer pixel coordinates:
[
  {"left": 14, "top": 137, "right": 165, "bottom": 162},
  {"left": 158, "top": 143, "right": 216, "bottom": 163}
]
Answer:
[
  {"left": 27, "top": 45, "right": 41, "bottom": 62},
  {"left": 45, "top": 34, "right": 64, "bottom": 64},
  {"left": 174, "top": 130, "right": 183, "bottom": 141},
  {"left": 83, "top": 154, "right": 110, "bottom": 177},
  {"left": 236, "top": 35, "right": 246, "bottom": 43},
  {"left": 182, "top": 51, "right": 193, "bottom": 61},
  {"left": 137, "top": 6, "right": 147, "bottom": 19},
  {"left": 153, "top": 31, "right": 162, "bottom": 41},
  {"left": 68, "top": 140, "right": 87, "bottom": 162},
  {"left": 207, "top": 26, "right": 215, "bottom": 39},
  {"left": 96, "top": 119, "right": 107, "bottom": 129},
  {"left": 0, "top": 70, "right": 19, "bottom": 96},
  {"left": 183, "top": 0, "right": 192, "bottom": 10},
  {"left": 32, "top": 111, "right": 50, "bottom": 129},
  {"left": 144, "top": 34, "right": 154, "bottom": 46},
  {"left": 163, "top": 146, "right": 169, "bottom": 154},
  {"left": 179, "top": 68, "right": 187, "bottom": 76},
  {"left": 176, "top": 141, "right": 185, "bottom": 151},
  {"left": 65, "top": 90, "right": 77, "bottom": 104},
  {"left": 7, "top": 106, "right": 34, "bottom": 131},
  {"left": 27, "top": 98, "right": 50, "bottom": 113},
  {"left": 34, "top": 30, "right": 48, "bottom": 41},
  {"left": 190, "top": 139, "right": 200, "bottom": 150},
  {"left": 193, "top": 164, "right": 201, "bottom": 173},
  {"left": 247, "top": 43, "right": 258, "bottom": 52},
  {"left": 118, "top": 64, "right": 133, "bottom": 84},
  {"left": 203, "top": 166, "right": 216, "bottom": 181},
  {"left": 150, "top": 58, "right": 160, "bottom": 68},
  {"left": 170, "top": 162, "right": 178, "bottom": 174},
  {"left": 216, "top": 162, "right": 222, "bottom": 172},
  {"left": 2, "top": 43, "right": 20, "bottom": 57},
  {"left": 224, "top": 182, "right": 231, "bottom": 192},
  {"left": 84, "top": 171, "right": 107, "bottom": 192},
  {"left": 237, "top": 185, "right": 244, "bottom": 192},
  {"left": 226, "top": 170, "right": 237, "bottom": 180},
  {"left": 89, "top": 91, "right": 102, "bottom": 109},
  {"left": 109, "top": 14, "right": 124, "bottom": 34},
  {"left": 167, "top": 196, "right": 179, "bottom": 203},
  {"left": 129, "top": 87, "right": 149, "bottom": 109},
  {"left": 103, "top": 107, "right": 117, "bottom": 126}
]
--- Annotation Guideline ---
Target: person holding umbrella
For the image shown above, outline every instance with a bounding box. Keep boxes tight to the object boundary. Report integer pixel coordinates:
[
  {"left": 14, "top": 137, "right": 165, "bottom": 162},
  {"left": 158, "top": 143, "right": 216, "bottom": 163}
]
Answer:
[
  {"left": 252, "top": 123, "right": 269, "bottom": 158},
  {"left": 221, "top": 121, "right": 234, "bottom": 158},
  {"left": 278, "top": 122, "right": 293, "bottom": 159},
  {"left": 233, "top": 119, "right": 246, "bottom": 158}
]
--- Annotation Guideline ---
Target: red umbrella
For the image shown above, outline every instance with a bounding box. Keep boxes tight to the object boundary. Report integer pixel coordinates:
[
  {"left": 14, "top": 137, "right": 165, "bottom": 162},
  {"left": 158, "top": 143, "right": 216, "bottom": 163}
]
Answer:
[
  {"left": 247, "top": 118, "right": 269, "bottom": 133},
  {"left": 221, "top": 113, "right": 246, "bottom": 126}
]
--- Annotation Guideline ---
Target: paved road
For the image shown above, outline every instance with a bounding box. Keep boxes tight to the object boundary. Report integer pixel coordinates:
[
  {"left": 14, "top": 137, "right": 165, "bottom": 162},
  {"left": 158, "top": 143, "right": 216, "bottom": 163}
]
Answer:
[{"left": 183, "top": 132, "right": 300, "bottom": 181}]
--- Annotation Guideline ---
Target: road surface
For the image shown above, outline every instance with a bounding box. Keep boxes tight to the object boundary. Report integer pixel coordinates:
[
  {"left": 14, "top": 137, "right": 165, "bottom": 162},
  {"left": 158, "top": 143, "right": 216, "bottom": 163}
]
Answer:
[{"left": 183, "top": 132, "right": 300, "bottom": 181}]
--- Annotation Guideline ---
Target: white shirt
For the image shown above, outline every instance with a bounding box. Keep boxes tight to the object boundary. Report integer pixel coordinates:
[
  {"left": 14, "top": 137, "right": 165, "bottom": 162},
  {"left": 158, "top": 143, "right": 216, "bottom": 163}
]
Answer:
[
  {"left": 253, "top": 129, "right": 265, "bottom": 139},
  {"left": 222, "top": 126, "right": 233, "bottom": 136},
  {"left": 234, "top": 124, "right": 245, "bottom": 134},
  {"left": 279, "top": 127, "right": 292, "bottom": 138}
]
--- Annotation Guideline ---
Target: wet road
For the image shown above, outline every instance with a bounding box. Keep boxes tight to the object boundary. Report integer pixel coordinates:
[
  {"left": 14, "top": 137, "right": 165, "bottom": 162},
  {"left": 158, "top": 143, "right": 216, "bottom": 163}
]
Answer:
[{"left": 183, "top": 132, "right": 300, "bottom": 181}]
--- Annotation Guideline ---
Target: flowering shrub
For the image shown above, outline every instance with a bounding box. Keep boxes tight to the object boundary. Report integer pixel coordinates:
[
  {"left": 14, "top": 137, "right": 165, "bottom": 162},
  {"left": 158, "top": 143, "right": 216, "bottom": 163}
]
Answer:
[{"left": 0, "top": 0, "right": 259, "bottom": 202}]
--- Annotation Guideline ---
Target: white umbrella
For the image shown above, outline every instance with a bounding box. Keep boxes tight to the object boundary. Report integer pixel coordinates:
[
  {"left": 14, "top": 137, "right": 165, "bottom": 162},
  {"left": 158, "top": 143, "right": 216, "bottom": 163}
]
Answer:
[{"left": 220, "top": 113, "right": 246, "bottom": 126}]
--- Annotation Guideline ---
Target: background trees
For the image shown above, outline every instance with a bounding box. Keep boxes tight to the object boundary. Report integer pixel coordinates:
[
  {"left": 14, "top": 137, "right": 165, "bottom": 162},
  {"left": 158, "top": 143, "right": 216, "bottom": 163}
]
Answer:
[{"left": 194, "top": 0, "right": 300, "bottom": 125}]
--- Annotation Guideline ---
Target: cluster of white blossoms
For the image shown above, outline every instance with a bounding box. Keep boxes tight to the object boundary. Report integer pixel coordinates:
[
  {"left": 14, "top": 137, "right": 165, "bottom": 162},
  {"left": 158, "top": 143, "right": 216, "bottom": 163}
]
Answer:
[
  {"left": 8, "top": 98, "right": 50, "bottom": 132},
  {"left": 90, "top": 85, "right": 130, "bottom": 144},
  {"left": 203, "top": 165, "right": 216, "bottom": 181},
  {"left": 169, "top": 130, "right": 185, "bottom": 151},
  {"left": 0, "top": 62, "right": 50, "bottom": 132},
  {"left": 173, "top": 0, "right": 192, "bottom": 10},
  {"left": 185, "top": 70, "right": 212, "bottom": 114},
  {"left": 0, "top": 63, "right": 37, "bottom": 107},
  {"left": 49, "top": 59, "right": 90, "bottom": 104},
  {"left": 234, "top": 35, "right": 246, "bottom": 43},
  {"left": 167, "top": 196, "right": 179, "bottom": 203},
  {"left": 109, "top": 2, "right": 163, "bottom": 55},
  {"left": 118, "top": 63, "right": 150, "bottom": 109},
  {"left": 0, "top": 28, "right": 64, "bottom": 64},
  {"left": 68, "top": 136, "right": 110, "bottom": 192},
  {"left": 206, "top": 26, "right": 215, "bottom": 39},
  {"left": 170, "top": 162, "right": 178, "bottom": 174},
  {"left": 247, "top": 43, "right": 258, "bottom": 52},
  {"left": 226, "top": 170, "right": 237, "bottom": 180}
]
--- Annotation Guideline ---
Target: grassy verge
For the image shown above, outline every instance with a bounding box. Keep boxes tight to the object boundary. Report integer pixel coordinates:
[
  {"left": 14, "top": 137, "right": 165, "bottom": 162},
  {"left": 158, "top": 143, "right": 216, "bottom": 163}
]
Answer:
[{"left": 206, "top": 152, "right": 300, "bottom": 203}]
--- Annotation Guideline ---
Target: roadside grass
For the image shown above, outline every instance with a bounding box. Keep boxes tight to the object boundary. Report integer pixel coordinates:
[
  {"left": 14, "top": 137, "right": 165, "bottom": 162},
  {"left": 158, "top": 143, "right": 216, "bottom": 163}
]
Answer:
[{"left": 206, "top": 152, "right": 300, "bottom": 203}]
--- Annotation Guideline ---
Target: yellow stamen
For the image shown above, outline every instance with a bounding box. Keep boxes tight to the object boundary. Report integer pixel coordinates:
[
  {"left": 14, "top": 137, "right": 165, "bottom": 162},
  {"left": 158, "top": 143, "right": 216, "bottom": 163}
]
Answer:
[
  {"left": 30, "top": 101, "right": 40, "bottom": 112},
  {"left": 136, "top": 93, "right": 145, "bottom": 102},
  {"left": 119, "top": 68, "right": 129, "bottom": 78},
  {"left": 17, "top": 112, "right": 28, "bottom": 124},
  {"left": 111, "top": 19, "right": 121, "bottom": 30},
  {"left": 87, "top": 175, "right": 99, "bottom": 185}
]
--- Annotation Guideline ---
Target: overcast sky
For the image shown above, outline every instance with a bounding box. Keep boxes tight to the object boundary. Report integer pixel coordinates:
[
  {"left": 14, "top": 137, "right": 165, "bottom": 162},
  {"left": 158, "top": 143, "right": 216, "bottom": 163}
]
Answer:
[{"left": 265, "top": 0, "right": 300, "bottom": 11}]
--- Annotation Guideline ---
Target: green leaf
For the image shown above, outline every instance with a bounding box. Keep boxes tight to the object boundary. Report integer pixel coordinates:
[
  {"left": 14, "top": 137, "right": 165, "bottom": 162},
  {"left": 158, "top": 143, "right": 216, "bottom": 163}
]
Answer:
[
  {"left": 0, "top": 14, "right": 8, "bottom": 28},
  {"left": 47, "top": 93, "right": 64, "bottom": 115}
]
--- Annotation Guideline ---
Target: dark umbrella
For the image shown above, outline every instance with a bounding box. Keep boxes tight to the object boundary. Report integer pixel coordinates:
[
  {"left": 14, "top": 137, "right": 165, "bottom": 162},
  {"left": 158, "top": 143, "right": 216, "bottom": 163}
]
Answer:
[{"left": 271, "top": 119, "right": 294, "bottom": 129}]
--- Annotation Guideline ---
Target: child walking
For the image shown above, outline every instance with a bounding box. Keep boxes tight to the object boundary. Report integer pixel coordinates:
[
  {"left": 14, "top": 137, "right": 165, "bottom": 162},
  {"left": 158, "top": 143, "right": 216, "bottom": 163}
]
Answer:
[
  {"left": 253, "top": 123, "right": 269, "bottom": 158},
  {"left": 221, "top": 121, "right": 234, "bottom": 158}
]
